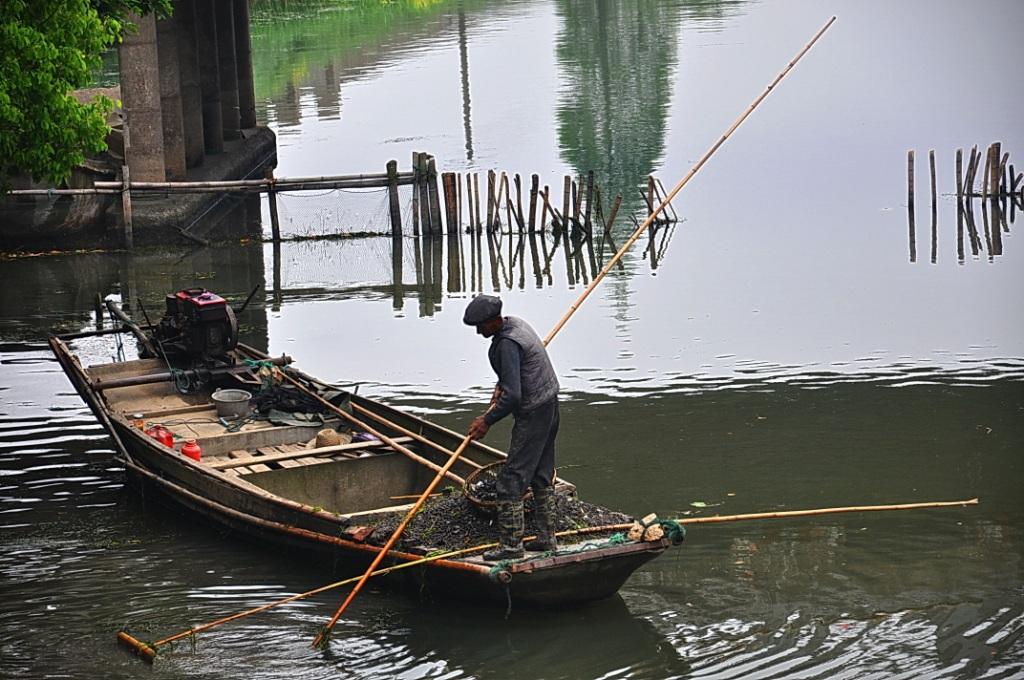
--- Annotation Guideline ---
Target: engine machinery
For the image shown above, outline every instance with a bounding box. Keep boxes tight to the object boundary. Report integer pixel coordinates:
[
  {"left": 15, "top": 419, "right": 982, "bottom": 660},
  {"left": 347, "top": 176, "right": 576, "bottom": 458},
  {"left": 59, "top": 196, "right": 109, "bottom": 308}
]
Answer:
[{"left": 152, "top": 288, "right": 238, "bottom": 364}]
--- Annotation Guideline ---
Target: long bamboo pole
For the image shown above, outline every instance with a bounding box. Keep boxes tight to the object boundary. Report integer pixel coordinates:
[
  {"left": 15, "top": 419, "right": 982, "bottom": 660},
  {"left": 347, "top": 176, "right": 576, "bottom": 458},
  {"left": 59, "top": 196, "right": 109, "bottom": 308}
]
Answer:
[
  {"left": 120, "top": 496, "right": 976, "bottom": 662},
  {"left": 312, "top": 16, "right": 837, "bottom": 649},
  {"left": 545, "top": 15, "right": 836, "bottom": 344}
]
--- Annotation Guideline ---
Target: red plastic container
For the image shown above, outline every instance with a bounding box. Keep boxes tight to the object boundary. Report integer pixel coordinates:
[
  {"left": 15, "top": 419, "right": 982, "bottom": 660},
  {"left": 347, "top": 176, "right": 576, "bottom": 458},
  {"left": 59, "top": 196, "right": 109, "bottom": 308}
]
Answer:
[
  {"left": 144, "top": 425, "right": 174, "bottom": 448},
  {"left": 181, "top": 439, "right": 202, "bottom": 462}
]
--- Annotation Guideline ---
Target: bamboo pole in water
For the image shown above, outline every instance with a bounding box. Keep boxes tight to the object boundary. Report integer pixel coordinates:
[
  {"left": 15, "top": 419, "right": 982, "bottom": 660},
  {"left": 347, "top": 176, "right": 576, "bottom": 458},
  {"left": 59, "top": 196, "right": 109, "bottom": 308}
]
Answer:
[
  {"left": 907, "top": 150, "right": 915, "bottom": 214},
  {"left": 929, "top": 149, "right": 937, "bottom": 216},
  {"left": 956, "top": 148, "right": 964, "bottom": 205},
  {"left": 486, "top": 170, "right": 495, "bottom": 231},
  {"left": 118, "top": 495, "right": 976, "bottom": 663},
  {"left": 989, "top": 142, "right": 1002, "bottom": 197},
  {"left": 528, "top": 174, "right": 539, "bottom": 232},
  {"left": 965, "top": 145, "right": 979, "bottom": 198},
  {"left": 473, "top": 173, "right": 482, "bottom": 231},
  {"left": 981, "top": 145, "right": 992, "bottom": 200},
  {"left": 605, "top": 194, "right": 623, "bottom": 235}
]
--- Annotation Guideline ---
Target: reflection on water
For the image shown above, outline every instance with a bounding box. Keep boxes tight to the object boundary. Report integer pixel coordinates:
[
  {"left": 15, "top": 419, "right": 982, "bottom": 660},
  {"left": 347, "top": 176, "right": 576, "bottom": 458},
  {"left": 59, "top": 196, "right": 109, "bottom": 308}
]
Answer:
[
  {"left": 1, "top": 339, "right": 1021, "bottom": 677},
  {"left": 265, "top": 225, "right": 678, "bottom": 319},
  {"left": 554, "top": 0, "right": 685, "bottom": 199},
  {"left": 909, "top": 194, "right": 1016, "bottom": 264},
  {"left": 2, "top": 0, "right": 1023, "bottom": 677}
]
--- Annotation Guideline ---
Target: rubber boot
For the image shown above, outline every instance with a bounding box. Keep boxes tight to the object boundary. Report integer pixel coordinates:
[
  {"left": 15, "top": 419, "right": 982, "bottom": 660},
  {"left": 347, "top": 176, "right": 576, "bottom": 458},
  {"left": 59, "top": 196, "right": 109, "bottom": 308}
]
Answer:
[
  {"left": 483, "top": 499, "right": 525, "bottom": 561},
  {"left": 524, "top": 487, "right": 557, "bottom": 552}
]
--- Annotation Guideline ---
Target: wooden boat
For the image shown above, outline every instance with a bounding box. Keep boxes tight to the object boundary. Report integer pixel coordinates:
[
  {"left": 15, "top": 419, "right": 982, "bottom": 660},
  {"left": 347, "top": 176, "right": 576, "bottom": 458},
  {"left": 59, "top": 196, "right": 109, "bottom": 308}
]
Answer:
[{"left": 49, "top": 316, "right": 674, "bottom": 607}]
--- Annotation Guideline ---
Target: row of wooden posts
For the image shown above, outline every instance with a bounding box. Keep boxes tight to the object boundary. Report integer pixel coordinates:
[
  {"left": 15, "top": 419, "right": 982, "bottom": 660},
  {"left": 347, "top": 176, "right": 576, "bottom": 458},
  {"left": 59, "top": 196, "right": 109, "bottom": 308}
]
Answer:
[
  {"left": 907, "top": 142, "right": 1019, "bottom": 263},
  {"left": 400, "top": 151, "right": 677, "bottom": 240},
  {"left": 907, "top": 141, "right": 1022, "bottom": 214},
  {"left": 7, "top": 153, "right": 679, "bottom": 247}
]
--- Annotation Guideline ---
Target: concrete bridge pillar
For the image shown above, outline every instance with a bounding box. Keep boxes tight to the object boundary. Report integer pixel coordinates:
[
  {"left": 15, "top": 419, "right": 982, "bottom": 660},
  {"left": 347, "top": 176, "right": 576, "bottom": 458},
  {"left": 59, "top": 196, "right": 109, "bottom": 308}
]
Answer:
[
  {"left": 215, "top": 0, "right": 241, "bottom": 140},
  {"left": 176, "top": 0, "right": 206, "bottom": 168},
  {"left": 233, "top": 0, "right": 257, "bottom": 129},
  {"left": 119, "top": 14, "right": 165, "bottom": 181},
  {"left": 156, "top": 15, "right": 187, "bottom": 180},
  {"left": 194, "top": 1, "right": 224, "bottom": 153}
]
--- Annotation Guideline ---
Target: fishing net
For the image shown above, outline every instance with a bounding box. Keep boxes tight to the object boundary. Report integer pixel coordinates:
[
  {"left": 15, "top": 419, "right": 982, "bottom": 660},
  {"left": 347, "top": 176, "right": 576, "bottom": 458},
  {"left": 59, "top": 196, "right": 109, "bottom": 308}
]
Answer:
[{"left": 263, "top": 185, "right": 416, "bottom": 240}]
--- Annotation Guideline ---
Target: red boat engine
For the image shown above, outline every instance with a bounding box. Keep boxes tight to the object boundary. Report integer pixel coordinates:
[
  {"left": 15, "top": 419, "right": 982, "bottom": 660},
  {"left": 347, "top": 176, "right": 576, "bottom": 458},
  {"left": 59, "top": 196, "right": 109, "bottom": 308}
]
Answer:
[{"left": 153, "top": 288, "right": 238, "bottom": 362}]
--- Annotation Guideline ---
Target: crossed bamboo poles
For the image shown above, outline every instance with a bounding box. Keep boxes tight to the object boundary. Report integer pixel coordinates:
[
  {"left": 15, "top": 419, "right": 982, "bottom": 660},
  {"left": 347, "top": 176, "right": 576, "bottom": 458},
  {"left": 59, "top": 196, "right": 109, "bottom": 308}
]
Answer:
[
  {"left": 120, "top": 15, "right": 845, "bottom": 661},
  {"left": 121, "top": 497, "right": 977, "bottom": 661}
]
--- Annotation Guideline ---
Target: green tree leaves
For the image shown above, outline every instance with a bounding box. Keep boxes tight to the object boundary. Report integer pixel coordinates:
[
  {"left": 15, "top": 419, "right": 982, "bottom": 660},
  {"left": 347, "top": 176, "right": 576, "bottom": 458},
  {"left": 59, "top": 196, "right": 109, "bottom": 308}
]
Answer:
[{"left": 0, "top": 0, "right": 169, "bottom": 190}]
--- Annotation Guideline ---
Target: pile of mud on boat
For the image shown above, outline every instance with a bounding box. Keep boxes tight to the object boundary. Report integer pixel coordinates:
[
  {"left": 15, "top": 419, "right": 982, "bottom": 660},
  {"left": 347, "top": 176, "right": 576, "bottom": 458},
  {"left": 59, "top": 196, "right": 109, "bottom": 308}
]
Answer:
[{"left": 50, "top": 288, "right": 680, "bottom": 606}]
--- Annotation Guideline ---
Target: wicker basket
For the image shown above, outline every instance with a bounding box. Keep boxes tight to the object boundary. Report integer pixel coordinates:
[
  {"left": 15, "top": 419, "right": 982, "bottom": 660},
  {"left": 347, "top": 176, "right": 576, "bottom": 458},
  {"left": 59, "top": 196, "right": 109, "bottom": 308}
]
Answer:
[{"left": 463, "top": 461, "right": 533, "bottom": 514}]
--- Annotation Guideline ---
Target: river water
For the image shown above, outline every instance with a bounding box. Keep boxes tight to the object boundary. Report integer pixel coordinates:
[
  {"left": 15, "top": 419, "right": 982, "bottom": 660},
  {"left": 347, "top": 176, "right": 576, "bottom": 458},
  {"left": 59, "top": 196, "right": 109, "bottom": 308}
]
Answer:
[{"left": 2, "top": 0, "right": 1022, "bottom": 678}]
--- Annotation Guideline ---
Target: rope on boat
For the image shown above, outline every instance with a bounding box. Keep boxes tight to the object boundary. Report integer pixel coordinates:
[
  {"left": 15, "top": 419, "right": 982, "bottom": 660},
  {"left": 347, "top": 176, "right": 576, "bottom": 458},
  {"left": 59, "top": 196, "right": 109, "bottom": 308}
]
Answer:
[{"left": 658, "top": 520, "right": 686, "bottom": 546}]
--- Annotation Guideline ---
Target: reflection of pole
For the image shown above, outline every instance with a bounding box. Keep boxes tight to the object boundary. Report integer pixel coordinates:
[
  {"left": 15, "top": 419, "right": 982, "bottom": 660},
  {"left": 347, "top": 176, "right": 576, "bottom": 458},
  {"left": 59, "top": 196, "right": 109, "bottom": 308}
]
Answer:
[
  {"left": 991, "top": 196, "right": 1003, "bottom": 256},
  {"left": 539, "top": 231, "right": 553, "bottom": 286},
  {"left": 964, "top": 199, "right": 980, "bottom": 256},
  {"left": 431, "top": 236, "right": 443, "bottom": 309},
  {"left": 447, "top": 231, "right": 461, "bottom": 293},
  {"left": 473, "top": 173, "right": 482, "bottom": 232},
  {"left": 392, "top": 234, "right": 404, "bottom": 311},
  {"left": 272, "top": 241, "right": 282, "bottom": 311},
  {"left": 956, "top": 199, "right": 965, "bottom": 264},
  {"left": 485, "top": 232, "right": 500, "bottom": 291},
  {"left": 584, "top": 232, "right": 598, "bottom": 279},
  {"left": 561, "top": 228, "right": 575, "bottom": 287},
  {"left": 981, "top": 198, "right": 992, "bottom": 259},
  {"left": 528, "top": 232, "right": 542, "bottom": 288},
  {"left": 458, "top": 6, "right": 474, "bottom": 162},
  {"left": 413, "top": 235, "right": 425, "bottom": 316}
]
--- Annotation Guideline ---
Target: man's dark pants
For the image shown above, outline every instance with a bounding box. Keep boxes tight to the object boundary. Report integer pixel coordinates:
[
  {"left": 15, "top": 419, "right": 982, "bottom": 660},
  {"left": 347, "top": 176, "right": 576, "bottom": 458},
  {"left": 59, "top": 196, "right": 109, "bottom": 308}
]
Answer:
[{"left": 495, "top": 398, "right": 560, "bottom": 501}]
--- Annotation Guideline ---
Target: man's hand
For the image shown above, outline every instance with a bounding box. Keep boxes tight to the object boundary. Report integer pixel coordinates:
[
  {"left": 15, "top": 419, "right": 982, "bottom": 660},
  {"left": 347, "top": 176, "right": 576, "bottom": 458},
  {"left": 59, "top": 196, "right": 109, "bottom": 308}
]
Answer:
[{"left": 467, "top": 415, "right": 490, "bottom": 441}]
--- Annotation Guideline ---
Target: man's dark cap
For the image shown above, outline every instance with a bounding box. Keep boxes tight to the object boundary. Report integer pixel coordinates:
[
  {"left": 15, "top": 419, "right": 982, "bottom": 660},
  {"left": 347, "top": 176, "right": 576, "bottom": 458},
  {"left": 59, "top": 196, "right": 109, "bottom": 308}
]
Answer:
[{"left": 463, "top": 295, "right": 502, "bottom": 325}]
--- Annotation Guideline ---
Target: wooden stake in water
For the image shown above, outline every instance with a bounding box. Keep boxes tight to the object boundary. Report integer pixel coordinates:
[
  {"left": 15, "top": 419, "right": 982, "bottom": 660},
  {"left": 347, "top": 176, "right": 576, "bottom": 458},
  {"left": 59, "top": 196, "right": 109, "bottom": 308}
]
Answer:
[
  {"left": 312, "top": 14, "right": 839, "bottom": 651},
  {"left": 528, "top": 174, "right": 539, "bottom": 232},
  {"left": 473, "top": 173, "right": 482, "bottom": 231},
  {"left": 121, "top": 165, "right": 134, "bottom": 249},
  {"left": 486, "top": 170, "right": 495, "bottom": 231},
  {"left": 956, "top": 148, "right": 964, "bottom": 205},
  {"left": 411, "top": 152, "right": 420, "bottom": 235},
  {"left": 908, "top": 150, "right": 916, "bottom": 261},
  {"left": 387, "top": 160, "right": 401, "bottom": 237},
  {"left": 929, "top": 150, "right": 937, "bottom": 215}
]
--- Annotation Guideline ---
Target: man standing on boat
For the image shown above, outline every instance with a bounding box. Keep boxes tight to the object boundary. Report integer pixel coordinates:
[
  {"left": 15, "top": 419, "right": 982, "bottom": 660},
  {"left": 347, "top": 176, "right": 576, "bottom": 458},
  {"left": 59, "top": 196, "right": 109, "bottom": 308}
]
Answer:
[{"left": 464, "top": 294, "right": 560, "bottom": 561}]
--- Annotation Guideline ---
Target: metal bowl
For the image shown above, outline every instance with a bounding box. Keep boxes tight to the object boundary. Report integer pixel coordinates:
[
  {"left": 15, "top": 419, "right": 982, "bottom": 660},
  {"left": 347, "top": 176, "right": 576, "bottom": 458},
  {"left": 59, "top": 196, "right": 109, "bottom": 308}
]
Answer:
[{"left": 211, "top": 389, "right": 252, "bottom": 419}]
